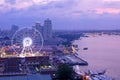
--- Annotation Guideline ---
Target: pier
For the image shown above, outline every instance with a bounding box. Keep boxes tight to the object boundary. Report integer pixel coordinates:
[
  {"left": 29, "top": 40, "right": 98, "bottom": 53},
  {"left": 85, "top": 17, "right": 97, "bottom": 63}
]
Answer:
[
  {"left": 61, "top": 54, "right": 88, "bottom": 66},
  {"left": 0, "top": 73, "right": 27, "bottom": 77}
]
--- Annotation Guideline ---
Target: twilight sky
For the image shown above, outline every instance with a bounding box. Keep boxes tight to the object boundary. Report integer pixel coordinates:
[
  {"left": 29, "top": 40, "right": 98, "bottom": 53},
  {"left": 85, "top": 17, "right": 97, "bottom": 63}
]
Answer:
[{"left": 0, "top": 0, "right": 120, "bottom": 30}]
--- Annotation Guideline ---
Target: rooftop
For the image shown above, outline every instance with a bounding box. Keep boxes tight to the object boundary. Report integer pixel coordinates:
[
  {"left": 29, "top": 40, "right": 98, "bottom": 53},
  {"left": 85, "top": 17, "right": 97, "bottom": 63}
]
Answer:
[{"left": 0, "top": 74, "right": 51, "bottom": 80}]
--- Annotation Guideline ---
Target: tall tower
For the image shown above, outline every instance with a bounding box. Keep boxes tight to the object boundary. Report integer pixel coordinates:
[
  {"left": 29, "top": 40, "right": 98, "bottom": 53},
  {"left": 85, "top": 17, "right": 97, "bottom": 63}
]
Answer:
[
  {"left": 43, "top": 18, "right": 52, "bottom": 40},
  {"left": 33, "top": 21, "right": 43, "bottom": 37},
  {"left": 10, "top": 25, "right": 19, "bottom": 36},
  {"left": 35, "top": 22, "right": 43, "bottom": 33}
]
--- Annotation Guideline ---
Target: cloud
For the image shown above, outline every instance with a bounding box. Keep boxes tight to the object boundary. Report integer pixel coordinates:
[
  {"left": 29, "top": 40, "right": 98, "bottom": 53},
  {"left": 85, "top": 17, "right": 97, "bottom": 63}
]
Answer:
[
  {"left": 0, "top": 0, "right": 120, "bottom": 30},
  {"left": 0, "top": 0, "right": 61, "bottom": 12},
  {"left": 0, "top": 0, "right": 5, "bottom": 5},
  {"left": 95, "top": 8, "right": 120, "bottom": 14},
  {"left": 104, "top": 0, "right": 120, "bottom": 2},
  {"left": 0, "top": 0, "right": 120, "bottom": 19}
]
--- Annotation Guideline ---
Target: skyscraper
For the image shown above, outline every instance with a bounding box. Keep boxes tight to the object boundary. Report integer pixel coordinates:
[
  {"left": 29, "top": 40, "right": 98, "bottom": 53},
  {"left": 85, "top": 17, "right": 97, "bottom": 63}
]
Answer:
[
  {"left": 33, "top": 21, "right": 43, "bottom": 34},
  {"left": 32, "top": 21, "right": 44, "bottom": 38},
  {"left": 43, "top": 18, "right": 52, "bottom": 40},
  {"left": 11, "top": 25, "right": 19, "bottom": 35},
  {"left": 32, "top": 19, "right": 52, "bottom": 41}
]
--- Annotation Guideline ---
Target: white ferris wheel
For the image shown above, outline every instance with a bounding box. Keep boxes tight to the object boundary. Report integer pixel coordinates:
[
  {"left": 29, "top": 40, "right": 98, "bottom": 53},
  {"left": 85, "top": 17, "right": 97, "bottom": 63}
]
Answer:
[{"left": 11, "top": 28, "right": 44, "bottom": 57}]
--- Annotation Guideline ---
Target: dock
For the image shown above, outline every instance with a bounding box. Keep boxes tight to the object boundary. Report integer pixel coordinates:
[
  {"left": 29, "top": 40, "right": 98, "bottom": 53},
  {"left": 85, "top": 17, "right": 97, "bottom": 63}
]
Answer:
[{"left": 61, "top": 54, "right": 88, "bottom": 66}]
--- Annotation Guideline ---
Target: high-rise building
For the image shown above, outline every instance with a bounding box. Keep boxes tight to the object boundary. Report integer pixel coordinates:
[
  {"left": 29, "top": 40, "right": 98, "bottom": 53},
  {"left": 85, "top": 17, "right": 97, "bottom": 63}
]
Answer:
[
  {"left": 11, "top": 25, "right": 19, "bottom": 32},
  {"left": 32, "top": 21, "right": 43, "bottom": 36},
  {"left": 32, "top": 19, "right": 52, "bottom": 41},
  {"left": 43, "top": 18, "right": 52, "bottom": 40},
  {"left": 10, "top": 25, "right": 19, "bottom": 36}
]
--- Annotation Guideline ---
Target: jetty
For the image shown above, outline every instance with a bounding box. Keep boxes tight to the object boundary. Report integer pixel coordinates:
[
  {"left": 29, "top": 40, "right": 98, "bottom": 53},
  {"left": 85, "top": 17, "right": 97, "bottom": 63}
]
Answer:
[{"left": 61, "top": 54, "right": 88, "bottom": 66}]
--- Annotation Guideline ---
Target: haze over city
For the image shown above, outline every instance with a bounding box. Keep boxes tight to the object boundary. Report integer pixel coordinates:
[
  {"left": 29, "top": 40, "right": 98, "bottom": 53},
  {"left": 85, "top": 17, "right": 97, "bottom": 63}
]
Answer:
[{"left": 0, "top": 0, "right": 120, "bottom": 30}]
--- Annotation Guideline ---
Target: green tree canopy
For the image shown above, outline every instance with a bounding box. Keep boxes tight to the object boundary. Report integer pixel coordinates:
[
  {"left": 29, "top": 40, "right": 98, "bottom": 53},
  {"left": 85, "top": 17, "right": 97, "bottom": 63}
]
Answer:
[{"left": 56, "top": 63, "right": 74, "bottom": 80}]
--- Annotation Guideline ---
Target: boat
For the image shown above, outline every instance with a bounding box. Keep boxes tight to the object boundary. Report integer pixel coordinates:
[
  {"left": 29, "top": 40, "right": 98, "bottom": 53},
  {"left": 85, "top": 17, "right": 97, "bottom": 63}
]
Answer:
[
  {"left": 97, "top": 69, "right": 106, "bottom": 75},
  {"left": 83, "top": 48, "right": 88, "bottom": 50}
]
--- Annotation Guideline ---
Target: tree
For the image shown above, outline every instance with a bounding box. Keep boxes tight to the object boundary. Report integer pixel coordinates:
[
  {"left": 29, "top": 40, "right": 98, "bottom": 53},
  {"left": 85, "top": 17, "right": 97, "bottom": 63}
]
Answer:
[{"left": 56, "top": 63, "right": 74, "bottom": 80}]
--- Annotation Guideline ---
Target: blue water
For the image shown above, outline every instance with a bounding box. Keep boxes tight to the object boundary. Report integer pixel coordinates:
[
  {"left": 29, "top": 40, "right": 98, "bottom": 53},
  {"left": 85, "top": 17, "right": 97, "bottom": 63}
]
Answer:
[{"left": 74, "top": 34, "right": 120, "bottom": 79}]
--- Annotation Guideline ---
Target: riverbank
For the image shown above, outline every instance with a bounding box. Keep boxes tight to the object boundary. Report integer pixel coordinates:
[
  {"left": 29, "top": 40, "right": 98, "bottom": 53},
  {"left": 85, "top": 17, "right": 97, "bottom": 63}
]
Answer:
[{"left": 73, "top": 34, "right": 120, "bottom": 79}]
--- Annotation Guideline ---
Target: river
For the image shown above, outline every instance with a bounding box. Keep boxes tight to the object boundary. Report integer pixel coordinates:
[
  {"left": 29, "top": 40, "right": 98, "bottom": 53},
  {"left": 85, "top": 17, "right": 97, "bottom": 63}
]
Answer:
[{"left": 73, "top": 34, "right": 120, "bottom": 79}]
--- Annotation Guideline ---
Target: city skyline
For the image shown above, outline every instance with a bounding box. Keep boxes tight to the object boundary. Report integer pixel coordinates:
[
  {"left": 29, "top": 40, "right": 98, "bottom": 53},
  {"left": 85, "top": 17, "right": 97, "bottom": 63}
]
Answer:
[{"left": 0, "top": 0, "right": 120, "bottom": 30}]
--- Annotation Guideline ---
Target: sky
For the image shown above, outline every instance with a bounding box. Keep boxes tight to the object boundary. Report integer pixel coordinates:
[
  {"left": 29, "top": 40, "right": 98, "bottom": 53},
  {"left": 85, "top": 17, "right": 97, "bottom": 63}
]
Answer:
[{"left": 0, "top": 0, "right": 120, "bottom": 30}]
